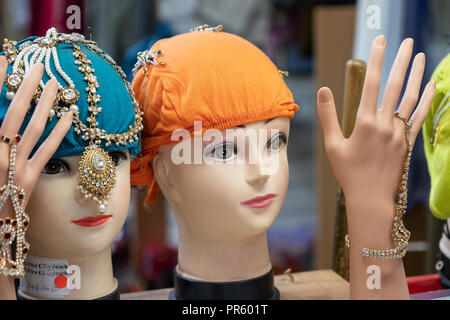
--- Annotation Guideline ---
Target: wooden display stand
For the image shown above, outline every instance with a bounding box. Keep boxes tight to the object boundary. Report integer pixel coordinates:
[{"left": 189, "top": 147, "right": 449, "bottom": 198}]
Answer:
[{"left": 121, "top": 269, "right": 350, "bottom": 300}]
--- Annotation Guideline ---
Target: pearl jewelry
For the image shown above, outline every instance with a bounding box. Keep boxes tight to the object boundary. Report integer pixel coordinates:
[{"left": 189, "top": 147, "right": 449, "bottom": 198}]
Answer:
[
  {"left": 69, "top": 104, "right": 79, "bottom": 113},
  {"left": 98, "top": 204, "right": 106, "bottom": 213},
  {"left": 6, "top": 91, "right": 15, "bottom": 100}
]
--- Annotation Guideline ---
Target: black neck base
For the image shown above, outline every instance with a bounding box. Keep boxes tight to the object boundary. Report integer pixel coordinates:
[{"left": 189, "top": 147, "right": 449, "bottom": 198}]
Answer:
[{"left": 170, "top": 266, "right": 280, "bottom": 300}]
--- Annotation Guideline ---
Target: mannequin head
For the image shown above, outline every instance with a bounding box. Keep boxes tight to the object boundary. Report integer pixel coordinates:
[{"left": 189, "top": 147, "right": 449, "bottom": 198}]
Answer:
[
  {"left": 154, "top": 117, "right": 291, "bottom": 240},
  {"left": 131, "top": 28, "right": 298, "bottom": 280}
]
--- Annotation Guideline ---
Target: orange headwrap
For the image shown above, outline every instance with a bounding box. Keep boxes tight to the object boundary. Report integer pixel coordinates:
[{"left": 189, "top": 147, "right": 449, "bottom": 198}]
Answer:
[{"left": 131, "top": 30, "right": 299, "bottom": 204}]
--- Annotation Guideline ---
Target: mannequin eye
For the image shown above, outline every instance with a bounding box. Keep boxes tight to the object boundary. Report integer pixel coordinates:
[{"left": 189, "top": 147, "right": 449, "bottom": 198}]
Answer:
[
  {"left": 205, "top": 142, "right": 238, "bottom": 161},
  {"left": 42, "top": 159, "right": 69, "bottom": 175},
  {"left": 109, "top": 151, "right": 128, "bottom": 167},
  {"left": 267, "top": 133, "right": 287, "bottom": 151}
]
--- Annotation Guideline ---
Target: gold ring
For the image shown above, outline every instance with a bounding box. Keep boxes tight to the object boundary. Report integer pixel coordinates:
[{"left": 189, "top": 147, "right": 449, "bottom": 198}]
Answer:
[
  {"left": 0, "top": 134, "right": 21, "bottom": 145},
  {"left": 394, "top": 111, "right": 413, "bottom": 129}
]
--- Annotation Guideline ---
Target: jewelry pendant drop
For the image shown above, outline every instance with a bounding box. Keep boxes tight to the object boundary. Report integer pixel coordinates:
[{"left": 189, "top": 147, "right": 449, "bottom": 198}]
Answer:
[{"left": 78, "top": 145, "right": 116, "bottom": 214}]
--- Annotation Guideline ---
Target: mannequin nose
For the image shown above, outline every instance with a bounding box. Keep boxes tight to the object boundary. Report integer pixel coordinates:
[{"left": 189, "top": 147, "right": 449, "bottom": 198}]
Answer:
[{"left": 245, "top": 162, "right": 270, "bottom": 185}]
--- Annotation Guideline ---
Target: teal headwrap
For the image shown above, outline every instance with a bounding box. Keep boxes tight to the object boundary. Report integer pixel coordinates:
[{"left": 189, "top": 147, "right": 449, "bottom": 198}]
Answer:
[
  {"left": 0, "top": 28, "right": 143, "bottom": 215},
  {"left": 0, "top": 32, "right": 141, "bottom": 159}
]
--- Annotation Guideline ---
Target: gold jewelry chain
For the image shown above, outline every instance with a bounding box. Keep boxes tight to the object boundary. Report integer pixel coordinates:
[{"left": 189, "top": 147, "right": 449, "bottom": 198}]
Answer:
[{"left": 345, "top": 112, "right": 412, "bottom": 259}]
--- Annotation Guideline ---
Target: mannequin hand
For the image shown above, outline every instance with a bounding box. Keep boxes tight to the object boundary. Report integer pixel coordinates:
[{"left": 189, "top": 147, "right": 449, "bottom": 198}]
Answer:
[
  {"left": 317, "top": 35, "right": 435, "bottom": 229},
  {"left": 0, "top": 59, "right": 73, "bottom": 218}
]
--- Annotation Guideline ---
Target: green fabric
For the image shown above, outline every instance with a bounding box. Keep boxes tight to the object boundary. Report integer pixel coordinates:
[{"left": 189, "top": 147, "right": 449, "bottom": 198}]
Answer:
[
  {"left": 423, "top": 53, "right": 450, "bottom": 219},
  {"left": 0, "top": 36, "right": 141, "bottom": 159}
]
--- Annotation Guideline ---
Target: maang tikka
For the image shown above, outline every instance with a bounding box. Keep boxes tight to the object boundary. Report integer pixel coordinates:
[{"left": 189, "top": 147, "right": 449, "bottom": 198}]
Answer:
[{"left": 3, "top": 27, "right": 144, "bottom": 214}]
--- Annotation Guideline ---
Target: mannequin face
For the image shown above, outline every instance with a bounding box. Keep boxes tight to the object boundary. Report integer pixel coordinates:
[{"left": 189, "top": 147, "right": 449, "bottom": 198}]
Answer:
[
  {"left": 26, "top": 150, "right": 131, "bottom": 258},
  {"left": 155, "top": 117, "right": 291, "bottom": 240}
]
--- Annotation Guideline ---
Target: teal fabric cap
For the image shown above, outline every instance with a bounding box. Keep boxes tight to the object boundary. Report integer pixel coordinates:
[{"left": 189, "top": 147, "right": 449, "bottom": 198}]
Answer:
[{"left": 0, "top": 36, "right": 141, "bottom": 159}]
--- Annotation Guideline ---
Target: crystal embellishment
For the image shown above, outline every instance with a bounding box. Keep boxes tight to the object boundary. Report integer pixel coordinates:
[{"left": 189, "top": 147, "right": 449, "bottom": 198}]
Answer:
[
  {"left": 63, "top": 88, "right": 75, "bottom": 100},
  {"left": 5, "top": 73, "right": 23, "bottom": 90},
  {"left": 60, "top": 87, "right": 79, "bottom": 104},
  {"left": 7, "top": 74, "right": 21, "bottom": 87},
  {"left": 93, "top": 152, "right": 106, "bottom": 171},
  {"left": 38, "top": 37, "right": 54, "bottom": 47}
]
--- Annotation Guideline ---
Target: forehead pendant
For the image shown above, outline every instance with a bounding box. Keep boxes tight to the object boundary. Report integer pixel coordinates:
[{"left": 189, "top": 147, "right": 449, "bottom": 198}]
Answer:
[
  {"left": 78, "top": 145, "right": 116, "bottom": 213},
  {"left": 3, "top": 27, "right": 143, "bottom": 215}
]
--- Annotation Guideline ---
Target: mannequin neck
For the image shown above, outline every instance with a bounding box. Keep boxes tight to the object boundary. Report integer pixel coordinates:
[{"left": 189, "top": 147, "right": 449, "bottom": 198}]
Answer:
[
  {"left": 18, "top": 247, "right": 117, "bottom": 300},
  {"left": 176, "top": 225, "right": 272, "bottom": 282}
]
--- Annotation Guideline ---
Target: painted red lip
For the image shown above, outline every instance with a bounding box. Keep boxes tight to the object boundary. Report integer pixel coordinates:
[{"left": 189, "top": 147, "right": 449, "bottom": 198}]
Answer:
[
  {"left": 71, "top": 215, "right": 112, "bottom": 227},
  {"left": 241, "top": 194, "right": 277, "bottom": 208}
]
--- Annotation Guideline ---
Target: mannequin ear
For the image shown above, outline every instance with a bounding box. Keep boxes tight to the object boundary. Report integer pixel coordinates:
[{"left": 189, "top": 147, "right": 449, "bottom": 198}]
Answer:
[{"left": 152, "top": 154, "right": 181, "bottom": 203}]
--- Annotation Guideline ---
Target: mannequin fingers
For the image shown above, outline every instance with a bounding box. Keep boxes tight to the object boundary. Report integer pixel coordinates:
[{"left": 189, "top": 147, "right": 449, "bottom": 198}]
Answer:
[
  {"left": 358, "top": 35, "right": 386, "bottom": 116},
  {"left": 0, "top": 63, "right": 44, "bottom": 141},
  {"left": 317, "top": 87, "right": 344, "bottom": 150},
  {"left": 29, "top": 111, "right": 73, "bottom": 172},
  {"left": 18, "top": 79, "right": 58, "bottom": 158},
  {"left": 0, "top": 56, "right": 7, "bottom": 89},
  {"left": 396, "top": 53, "right": 425, "bottom": 119},
  {"left": 409, "top": 80, "right": 436, "bottom": 142},
  {"left": 380, "top": 38, "right": 413, "bottom": 117}
]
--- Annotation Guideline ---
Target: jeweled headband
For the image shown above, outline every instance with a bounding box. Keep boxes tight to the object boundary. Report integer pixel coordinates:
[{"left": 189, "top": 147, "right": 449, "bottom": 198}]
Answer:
[{"left": 1, "top": 27, "right": 144, "bottom": 215}]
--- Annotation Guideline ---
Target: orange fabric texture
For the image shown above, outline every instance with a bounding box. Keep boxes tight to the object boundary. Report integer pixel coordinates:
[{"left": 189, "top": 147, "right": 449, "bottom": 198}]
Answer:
[{"left": 131, "top": 31, "right": 299, "bottom": 203}]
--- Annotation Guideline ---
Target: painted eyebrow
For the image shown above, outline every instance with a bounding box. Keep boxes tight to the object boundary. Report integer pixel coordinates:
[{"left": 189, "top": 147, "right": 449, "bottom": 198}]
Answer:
[{"left": 235, "top": 118, "right": 275, "bottom": 128}]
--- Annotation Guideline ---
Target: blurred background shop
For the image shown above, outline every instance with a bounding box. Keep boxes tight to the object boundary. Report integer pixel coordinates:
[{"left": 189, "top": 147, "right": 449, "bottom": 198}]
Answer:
[{"left": 0, "top": 0, "right": 448, "bottom": 293}]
